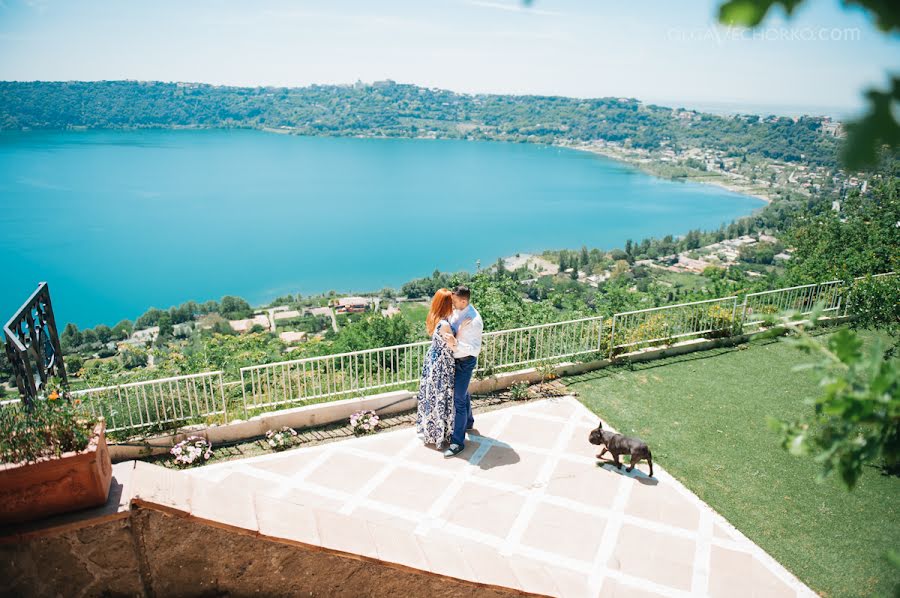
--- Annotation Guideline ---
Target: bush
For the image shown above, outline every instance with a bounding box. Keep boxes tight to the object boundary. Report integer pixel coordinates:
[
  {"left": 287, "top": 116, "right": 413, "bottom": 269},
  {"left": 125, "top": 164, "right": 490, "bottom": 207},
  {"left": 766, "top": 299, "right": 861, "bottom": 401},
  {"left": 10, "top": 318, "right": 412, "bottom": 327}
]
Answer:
[
  {"left": 97, "top": 348, "right": 117, "bottom": 359},
  {"left": 265, "top": 426, "right": 299, "bottom": 451},
  {"left": 509, "top": 381, "right": 529, "bottom": 400},
  {"left": 350, "top": 410, "right": 379, "bottom": 435},
  {"left": 66, "top": 354, "right": 84, "bottom": 375},
  {"left": 121, "top": 346, "right": 148, "bottom": 369},
  {"left": 625, "top": 313, "right": 671, "bottom": 349},
  {"left": 170, "top": 436, "right": 212, "bottom": 467},
  {"left": 847, "top": 275, "right": 900, "bottom": 330},
  {"left": 0, "top": 393, "right": 94, "bottom": 464},
  {"left": 704, "top": 304, "right": 737, "bottom": 339}
]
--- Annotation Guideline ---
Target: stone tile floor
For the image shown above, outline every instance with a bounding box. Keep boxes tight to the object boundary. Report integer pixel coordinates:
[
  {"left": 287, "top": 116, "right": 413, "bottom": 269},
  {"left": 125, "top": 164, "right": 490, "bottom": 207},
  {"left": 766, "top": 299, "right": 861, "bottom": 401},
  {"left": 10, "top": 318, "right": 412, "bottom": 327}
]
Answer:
[{"left": 187, "top": 396, "right": 815, "bottom": 598}]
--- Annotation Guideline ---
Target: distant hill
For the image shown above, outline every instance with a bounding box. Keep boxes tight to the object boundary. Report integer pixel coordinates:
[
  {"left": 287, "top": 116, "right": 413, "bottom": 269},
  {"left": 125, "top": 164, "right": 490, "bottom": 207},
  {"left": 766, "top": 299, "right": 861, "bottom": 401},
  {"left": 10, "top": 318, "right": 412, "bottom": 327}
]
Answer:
[{"left": 0, "top": 80, "right": 840, "bottom": 167}]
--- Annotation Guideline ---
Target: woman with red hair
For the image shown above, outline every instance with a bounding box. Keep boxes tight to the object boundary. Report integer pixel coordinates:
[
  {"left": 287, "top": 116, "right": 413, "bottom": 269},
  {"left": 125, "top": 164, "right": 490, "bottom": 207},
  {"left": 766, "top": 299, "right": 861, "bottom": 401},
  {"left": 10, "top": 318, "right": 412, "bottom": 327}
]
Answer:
[{"left": 415, "top": 288, "right": 456, "bottom": 446}]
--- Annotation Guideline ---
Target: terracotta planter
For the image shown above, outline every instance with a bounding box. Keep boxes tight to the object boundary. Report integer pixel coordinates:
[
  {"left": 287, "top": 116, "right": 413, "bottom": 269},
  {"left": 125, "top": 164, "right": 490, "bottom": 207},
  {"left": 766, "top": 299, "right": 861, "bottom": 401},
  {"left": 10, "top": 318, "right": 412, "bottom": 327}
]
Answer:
[{"left": 0, "top": 421, "right": 113, "bottom": 524}]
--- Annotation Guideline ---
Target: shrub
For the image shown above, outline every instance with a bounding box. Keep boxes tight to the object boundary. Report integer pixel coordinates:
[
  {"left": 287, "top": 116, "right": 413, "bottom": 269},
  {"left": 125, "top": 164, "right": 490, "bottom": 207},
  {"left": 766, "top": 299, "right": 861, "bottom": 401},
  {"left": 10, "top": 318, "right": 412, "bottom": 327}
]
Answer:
[
  {"left": 170, "top": 436, "right": 212, "bottom": 467},
  {"left": 0, "top": 391, "right": 95, "bottom": 464},
  {"left": 509, "top": 381, "right": 529, "bottom": 400},
  {"left": 537, "top": 361, "right": 558, "bottom": 383},
  {"left": 626, "top": 313, "right": 671, "bottom": 348},
  {"left": 265, "top": 426, "right": 298, "bottom": 451},
  {"left": 847, "top": 275, "right": 900, "bottom": 330},
  {"left": 350, "top": 410, "right": 379, "bottom": 435},
  {"left": 704, "top": 304, "right": 737, "bottom": 339}
]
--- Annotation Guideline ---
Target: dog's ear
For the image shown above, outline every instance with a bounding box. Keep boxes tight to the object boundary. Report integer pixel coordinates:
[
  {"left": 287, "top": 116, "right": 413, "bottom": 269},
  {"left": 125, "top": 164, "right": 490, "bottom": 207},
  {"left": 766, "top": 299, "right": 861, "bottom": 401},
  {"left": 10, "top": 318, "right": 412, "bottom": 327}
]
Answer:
[{"left": 596, "top": 420, "right": 603, "bottom": 430}]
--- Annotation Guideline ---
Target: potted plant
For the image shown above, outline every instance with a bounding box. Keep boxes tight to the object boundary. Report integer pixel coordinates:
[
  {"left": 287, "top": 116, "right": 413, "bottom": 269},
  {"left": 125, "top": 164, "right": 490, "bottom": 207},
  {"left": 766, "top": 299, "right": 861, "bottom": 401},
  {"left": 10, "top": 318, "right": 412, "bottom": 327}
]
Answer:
[{"left": 0, "top": 380, "right": 112, "bottom": 524}]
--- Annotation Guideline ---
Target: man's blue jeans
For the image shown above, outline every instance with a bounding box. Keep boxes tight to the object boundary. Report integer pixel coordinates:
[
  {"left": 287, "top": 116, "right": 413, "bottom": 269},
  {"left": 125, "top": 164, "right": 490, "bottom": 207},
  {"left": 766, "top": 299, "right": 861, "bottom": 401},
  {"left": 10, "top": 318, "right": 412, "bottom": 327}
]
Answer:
[{"left": 451, "top": 356, "right": 477, "bottom": 446}]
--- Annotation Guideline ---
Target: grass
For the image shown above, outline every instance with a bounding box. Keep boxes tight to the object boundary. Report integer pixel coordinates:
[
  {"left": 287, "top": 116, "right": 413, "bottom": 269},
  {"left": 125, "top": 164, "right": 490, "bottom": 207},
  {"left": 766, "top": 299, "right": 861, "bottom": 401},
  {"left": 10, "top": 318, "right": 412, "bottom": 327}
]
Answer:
[
  {"left": 399, "top": 302, "right": 430, "bottom": 339},
  {"left": 568, "top": 327, "right": 899, "bottom": 598},
  {"left": 651, "top": 270, "right": 709, "bottom": 291}
]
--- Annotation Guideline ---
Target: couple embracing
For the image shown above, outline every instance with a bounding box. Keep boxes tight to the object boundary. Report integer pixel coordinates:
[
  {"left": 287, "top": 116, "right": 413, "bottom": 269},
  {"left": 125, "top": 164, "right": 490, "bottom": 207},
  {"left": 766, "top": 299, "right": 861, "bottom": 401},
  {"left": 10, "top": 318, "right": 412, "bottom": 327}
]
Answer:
[{"left": 415, "top": 285, "right": 483, "bottom": 458}]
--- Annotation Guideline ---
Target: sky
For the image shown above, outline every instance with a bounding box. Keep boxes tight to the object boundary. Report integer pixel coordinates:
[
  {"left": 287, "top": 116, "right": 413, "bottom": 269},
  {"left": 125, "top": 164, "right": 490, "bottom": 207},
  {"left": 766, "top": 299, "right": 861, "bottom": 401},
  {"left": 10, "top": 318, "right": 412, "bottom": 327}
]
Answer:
[{"left": 0, "top": 0, "right": 897, "bottom": 116}]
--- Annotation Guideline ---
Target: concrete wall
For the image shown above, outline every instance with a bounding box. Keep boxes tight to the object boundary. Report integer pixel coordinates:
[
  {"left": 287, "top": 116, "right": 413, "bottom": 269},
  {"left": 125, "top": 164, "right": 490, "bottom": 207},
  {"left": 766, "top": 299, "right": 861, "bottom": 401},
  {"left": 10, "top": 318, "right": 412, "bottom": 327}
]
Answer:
[{"left": 0, "top": 507, "right": 530, "bottom": 598}]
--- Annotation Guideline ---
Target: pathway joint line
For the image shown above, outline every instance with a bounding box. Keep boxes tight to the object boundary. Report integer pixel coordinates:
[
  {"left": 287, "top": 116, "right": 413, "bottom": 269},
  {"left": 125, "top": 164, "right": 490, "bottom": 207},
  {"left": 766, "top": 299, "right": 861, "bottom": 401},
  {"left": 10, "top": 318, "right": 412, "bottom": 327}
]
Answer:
[
  {"left": 499, "top": 407, "right": 583, "bottom": 556},
  {"left": 413, "top": 409, "right": 515, "bottom": 537},
  {"left": 691, "top": 508, "right": 713, "bottom": 596}
]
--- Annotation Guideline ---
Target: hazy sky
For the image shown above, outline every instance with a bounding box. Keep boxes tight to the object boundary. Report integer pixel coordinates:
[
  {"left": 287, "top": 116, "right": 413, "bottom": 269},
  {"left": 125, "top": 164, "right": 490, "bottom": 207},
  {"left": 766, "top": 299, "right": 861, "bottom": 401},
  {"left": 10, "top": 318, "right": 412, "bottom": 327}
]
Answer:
[{"left": 1, "top": 0, "right": 897, "bottom": 114}]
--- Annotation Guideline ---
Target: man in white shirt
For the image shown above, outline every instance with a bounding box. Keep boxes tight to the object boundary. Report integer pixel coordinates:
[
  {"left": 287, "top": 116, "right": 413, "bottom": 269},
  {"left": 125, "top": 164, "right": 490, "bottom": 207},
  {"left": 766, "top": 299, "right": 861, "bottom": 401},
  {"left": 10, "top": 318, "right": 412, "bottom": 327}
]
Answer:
[{"left": 440, "top": 285, "right": 483, "bottom": 457}]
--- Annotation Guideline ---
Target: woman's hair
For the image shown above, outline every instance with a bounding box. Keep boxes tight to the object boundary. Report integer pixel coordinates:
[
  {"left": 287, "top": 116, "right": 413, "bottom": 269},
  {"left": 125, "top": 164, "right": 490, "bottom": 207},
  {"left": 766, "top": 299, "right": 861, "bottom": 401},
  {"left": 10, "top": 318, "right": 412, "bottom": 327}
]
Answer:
[{"left": 426, "top": 288, "right": 453, "bottom": 336}]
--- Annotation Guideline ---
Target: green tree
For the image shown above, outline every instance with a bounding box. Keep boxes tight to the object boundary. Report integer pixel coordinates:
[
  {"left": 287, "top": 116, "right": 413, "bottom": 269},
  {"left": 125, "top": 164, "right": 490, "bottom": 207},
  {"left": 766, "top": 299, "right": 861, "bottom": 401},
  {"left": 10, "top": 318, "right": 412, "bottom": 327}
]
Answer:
[
  {"left": 770, "top": 318, "right": 899, "bottom": 489},
  {"left": 81, "top": 329, "right": 98, "bottom": 346},
  {"left": 111, "top": 319, "right": 133, "bottom": 340},
  {"left": 135, "top": 307, "right": 164, "bottom": 329},
  {"left": 65, "top": 354, "right": 84, "bottom": 375},
  {"left": 786, "top": 181, "right": 899, "bottom": 283},
  {"left": 60, "top": 323, "right": 82, "bottom": 352},
  {"left": 94, "top": 324, "right": 112, "bottom": 344},
  {"left": 717, "top": 0, "right": 899, "bottom": 170},
  {"left": 219, "top": 296, "right": 252, "bottom": 320},
  {"left": 121, "top": 346, "right": 149, "bottom": 370},
  {"left": 157, "top": 313, "right": 174, "bottom": 340},
  {"left": 329, "top": 313, "right": 416, "bottom": 353}
]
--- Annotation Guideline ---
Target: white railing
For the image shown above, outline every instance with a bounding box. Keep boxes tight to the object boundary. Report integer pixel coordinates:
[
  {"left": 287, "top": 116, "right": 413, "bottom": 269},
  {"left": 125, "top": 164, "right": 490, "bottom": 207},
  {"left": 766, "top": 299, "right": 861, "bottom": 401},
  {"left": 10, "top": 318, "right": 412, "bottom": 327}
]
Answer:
[
  {"left": 240, "top": 341, "right": 430, "bottom": 411},
  {"left": 52, "top": 271, "right": 894, "bottom": 437},
  {"left": 610, "top": 296, "right": 738, "bottom": 353},
  {"left": 70, "top": 371, "right": 227, "bottom": 434},
  {"left": 741, "top": 280, "right": 844, "bottom": 330},
  {"left": 478, "top": 316, "right": 604, "bottom": 373}
]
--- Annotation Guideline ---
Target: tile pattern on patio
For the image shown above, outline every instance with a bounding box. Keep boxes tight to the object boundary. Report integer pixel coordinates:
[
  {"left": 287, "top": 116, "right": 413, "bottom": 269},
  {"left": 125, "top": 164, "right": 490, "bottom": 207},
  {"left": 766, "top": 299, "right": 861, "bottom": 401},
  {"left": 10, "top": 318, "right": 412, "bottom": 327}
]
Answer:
[{"left": 187, "top": 396, "right": 815, "bottom": 598}]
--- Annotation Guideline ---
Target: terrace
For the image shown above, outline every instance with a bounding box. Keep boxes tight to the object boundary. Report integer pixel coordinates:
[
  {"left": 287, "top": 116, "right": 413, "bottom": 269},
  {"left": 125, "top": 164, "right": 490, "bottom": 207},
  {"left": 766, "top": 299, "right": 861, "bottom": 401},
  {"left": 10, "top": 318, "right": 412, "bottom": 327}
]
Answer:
[{"left": 1, "top": 274, "right": 895, "bottom": 596}]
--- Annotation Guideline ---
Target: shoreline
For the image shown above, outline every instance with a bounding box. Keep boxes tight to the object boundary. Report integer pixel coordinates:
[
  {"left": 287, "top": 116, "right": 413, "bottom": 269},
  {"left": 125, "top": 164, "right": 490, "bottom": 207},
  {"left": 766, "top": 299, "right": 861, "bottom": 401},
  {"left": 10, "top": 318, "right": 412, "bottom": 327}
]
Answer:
[{"left": 561, "top": 143, "right": 773, "bottom": 205}]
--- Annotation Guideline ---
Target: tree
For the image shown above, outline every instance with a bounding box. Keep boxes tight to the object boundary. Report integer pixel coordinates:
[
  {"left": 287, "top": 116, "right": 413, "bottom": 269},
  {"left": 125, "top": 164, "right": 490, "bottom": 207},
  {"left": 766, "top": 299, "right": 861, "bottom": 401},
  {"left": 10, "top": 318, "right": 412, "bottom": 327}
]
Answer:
[
  {"left": 220, "top": 296, "right": 252, "bottom": 320},
  {"left": 112, "top": 319, "right": 133, "bottom": 340},
  {"left": 94, "top": 324, "right": 112, "bottom": 344},
  {"left": 135, "top": 307, "right": 164, "bottom": 329},
  {"left": 770, "top": 315, "right": 899, "bottom": 489},
  {"left": 329, "top": 313, "right": 416, "bottom": 353},
  {"left": 60, "top": 323, "right": 82, "bottom": 352},
  {"left": 786, "top": 181, "right": 899, "bottom": 283},
  {"left": 609, "top": 249, "right": 628, "bottom": 262},
  {"left": 157, "top": 313, "right": 174, "bottom": 341},
  {"left": 65, "top": 354, "right": 84, "bottom": 375},
  {"left": 717, "top": 0, "right": 900, "bottom": 170},
  {"left": 81, "top": 328, "right": 98, "bottom": 346},
  {"left": 121, "top": 346, "right": 149, "bottom": 369}
]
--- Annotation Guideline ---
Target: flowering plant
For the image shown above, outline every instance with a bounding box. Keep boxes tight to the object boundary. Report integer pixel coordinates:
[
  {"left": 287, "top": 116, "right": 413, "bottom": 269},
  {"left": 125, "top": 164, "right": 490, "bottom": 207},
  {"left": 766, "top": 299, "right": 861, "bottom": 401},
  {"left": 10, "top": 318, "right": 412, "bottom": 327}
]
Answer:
[
  {"left": 170, "top": 436, "right": 212, "bottom": 467},
  {"left": 350, "top": 410, "right": 379, "bottom": 435},
  {"left": 265, "top": 426, "right": 298, "bottom": 451},
  {"left": 0, "top": 391, "right": 96, "bottom": 464}
]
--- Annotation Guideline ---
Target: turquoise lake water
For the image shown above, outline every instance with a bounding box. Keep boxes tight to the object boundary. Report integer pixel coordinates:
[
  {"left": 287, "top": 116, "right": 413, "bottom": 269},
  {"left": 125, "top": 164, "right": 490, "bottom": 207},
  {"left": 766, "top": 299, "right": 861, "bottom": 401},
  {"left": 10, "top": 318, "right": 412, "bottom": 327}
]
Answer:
[{"left": 0, "top": 129, "right": 763, "bottom": 328}]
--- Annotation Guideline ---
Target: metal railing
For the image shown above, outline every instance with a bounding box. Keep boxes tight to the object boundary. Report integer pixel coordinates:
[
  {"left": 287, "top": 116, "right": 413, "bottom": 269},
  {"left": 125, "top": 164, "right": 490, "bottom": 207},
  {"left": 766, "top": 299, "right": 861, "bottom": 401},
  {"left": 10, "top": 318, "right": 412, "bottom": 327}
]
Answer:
[
  {"left": 70, "top": 371, "right": 227, "bottom": 434},
  {"left": 610, "top": 296, "right": 738, "bottom": 354},
  {"left": 478, "top": 316, "right": 604, "bottom": 373},
  {"left": 741, "top": 280, "right": 844, "bottom": 331},
  {"left": 3, "top": 282, "right": 67, "bottom": 407},
  {"left": 49, "top": 271, "right": 895, "bottom": 438},
  {"left": 240, "top": 341, "right": 431, "bottom": 411}
]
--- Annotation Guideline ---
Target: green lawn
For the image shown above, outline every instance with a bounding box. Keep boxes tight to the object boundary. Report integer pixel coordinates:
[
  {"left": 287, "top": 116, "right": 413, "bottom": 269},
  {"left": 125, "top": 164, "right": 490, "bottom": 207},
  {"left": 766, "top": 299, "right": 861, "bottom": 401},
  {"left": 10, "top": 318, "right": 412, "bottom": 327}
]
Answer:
[
  {"left": 568, "top": 328, "right": 899, "bottom": 598},
  {"left": 399, "top": 302, "right": 430, "bottom": 339},
  {"left": 651, "top": 270, "right": 709, "bottom": 291}
]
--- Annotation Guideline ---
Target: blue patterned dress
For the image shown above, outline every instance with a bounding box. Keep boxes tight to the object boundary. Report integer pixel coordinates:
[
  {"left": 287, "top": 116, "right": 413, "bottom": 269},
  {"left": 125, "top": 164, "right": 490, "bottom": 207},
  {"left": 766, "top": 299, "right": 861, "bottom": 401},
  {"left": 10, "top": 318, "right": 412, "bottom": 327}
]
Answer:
[{"left": 415, "top": 319, "right": 455, "bottom": 445}]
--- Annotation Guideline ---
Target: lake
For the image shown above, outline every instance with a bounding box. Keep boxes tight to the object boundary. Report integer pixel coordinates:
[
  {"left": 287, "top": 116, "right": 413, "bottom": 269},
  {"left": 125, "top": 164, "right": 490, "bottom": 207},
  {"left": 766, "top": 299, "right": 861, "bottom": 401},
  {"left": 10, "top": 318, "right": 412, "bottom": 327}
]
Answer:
[{"left": 0, "top": 129, "right": 763, "bottom": 328}]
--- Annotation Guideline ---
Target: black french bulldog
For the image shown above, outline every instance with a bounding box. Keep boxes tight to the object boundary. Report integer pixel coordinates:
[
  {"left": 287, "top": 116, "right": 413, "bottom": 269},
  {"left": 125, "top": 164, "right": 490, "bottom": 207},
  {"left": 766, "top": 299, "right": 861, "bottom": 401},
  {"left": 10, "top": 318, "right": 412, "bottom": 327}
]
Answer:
[{"left": 589, "top": 421, "right": 654, "bottom": 477}]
